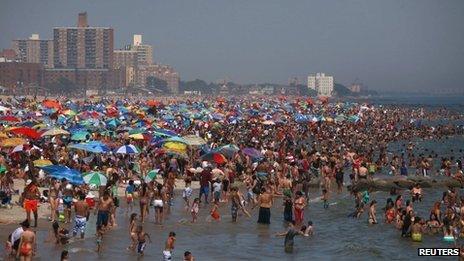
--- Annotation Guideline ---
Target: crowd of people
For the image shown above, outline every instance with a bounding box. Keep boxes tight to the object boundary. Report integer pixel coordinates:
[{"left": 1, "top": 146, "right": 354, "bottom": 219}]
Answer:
[{"left": 1, "top": 95, "right": 464, "bottom": 259}]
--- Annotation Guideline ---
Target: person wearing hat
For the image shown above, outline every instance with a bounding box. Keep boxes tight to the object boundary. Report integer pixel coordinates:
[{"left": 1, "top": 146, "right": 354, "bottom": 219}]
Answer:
[{"left": 22, "top": 179, "right": 40, "bottom": 227}]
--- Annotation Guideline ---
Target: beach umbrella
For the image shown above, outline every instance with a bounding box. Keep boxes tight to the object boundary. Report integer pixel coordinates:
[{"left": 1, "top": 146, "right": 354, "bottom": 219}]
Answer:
[
  {"left": 83, "top": 172, "right": 108, "bottom": 186},
  {"left": 114, "top": 144, "right": 140, "bottom": 154},
  {"left": 129, "top": 133, "right": 144, "bottom": 140},
  {"left": 71, "top": 131, "right": 89, "bottom": 141},
  {"left": 0, "top": 165, "right": 6, "bottom": 174},
  {"left": 1, "top": 137, "right": 26, "bottom": 147},
  {"left": 11, "top": 144, "right": 41, "bottom": 153},
  {"left": 146, "top": 100, "right": 161, "bottom": 107},
  {"left": 42, "top": 99, "right": 61, "bottom": 109},
  {"left": 0, "top": 105, "right": 10, "bottom": 112},
  {"left": 163, "top": 141, "right": 187, "bottom": 152},
  {"left": 9, "top": 127, "right": 41, "bottom": 139},
  {"left": 262, "top": 120, "right": 275, "bottom": 125},
  {"left": 41, "top": 128, "right": 70, "bottom": 137},
  {"left": 32, "top": 123, "right": 47, "bottom": 130},
  {"left": 0, "top": 132, "right": 9, "bottom": 139},
  {"left": 144, "top": 169, "right": 159, "bottom": 182},
  {"left": 68, "top": 141, "right": 110, "bottom": 153},
  {"left": 215, "top": 144, "right": 239, "bottom": 158},
  {"left": 33, "top": 159, "right": 53, "bottom": 167},
  {"left": 182, "top": 135, "right": 207, "bottom": 146},
  {"left": 0, "top": 115, "right": 20, "bottom": 122},
  {"left": 242, "top": 147, "right": 263, "bottom": 158},
  {"left": 40, "top": 165, "right": 84, "bottom": 185},
  {"left": 201, "top": 152, "right": 227, "bottom": 164}
]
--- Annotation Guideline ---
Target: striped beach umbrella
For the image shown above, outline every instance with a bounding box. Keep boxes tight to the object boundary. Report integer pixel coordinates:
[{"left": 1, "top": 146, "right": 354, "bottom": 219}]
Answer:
[
  {"left": 144, "top": 169, "right": 159, "bottom": 183},
  {"left": 114, "top": 144, "right": 140, "bottom": 154},
  {"left": 83, "top": 172, "right": 108, "bottom": 186}
]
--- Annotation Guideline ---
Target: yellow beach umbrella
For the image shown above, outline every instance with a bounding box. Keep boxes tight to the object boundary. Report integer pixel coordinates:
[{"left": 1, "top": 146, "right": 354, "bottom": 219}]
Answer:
[
  {"left": 32, "top": 123, "right": 47, "bottom": 130},
  {"left": 41, "top": 128, "right": 70, "bottom": 137},
  {"left": 1, "top": 137, "right": 26, "bottom": 147},
  {"left": 129, "top": 133, "right": 145, "bottom": 140},
  {"left": 0, "top": 132, "right": 9, "bottom": 139},
  {"left": 33, "top": 159, "right": 53, "bottom": 167},
  {"left": 163, "top": 141, "right": 187, "bottom": 152}
]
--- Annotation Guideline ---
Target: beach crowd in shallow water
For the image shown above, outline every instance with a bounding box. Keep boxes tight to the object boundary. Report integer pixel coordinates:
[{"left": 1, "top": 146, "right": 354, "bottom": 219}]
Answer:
[{"left": 1, "top": 96, "right": 464, "bottom": 260}]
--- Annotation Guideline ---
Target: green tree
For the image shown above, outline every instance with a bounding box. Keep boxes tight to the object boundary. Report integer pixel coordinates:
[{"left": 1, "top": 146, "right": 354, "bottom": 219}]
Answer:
[{"left": 146, "top": 76, "right": 169, "bottom": 93}]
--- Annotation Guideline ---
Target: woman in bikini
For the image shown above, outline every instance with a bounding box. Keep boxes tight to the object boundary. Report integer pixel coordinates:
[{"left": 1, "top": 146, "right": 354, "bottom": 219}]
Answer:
[
  {"left": 153, "top": 183, "right": 164, "bottom": 225},
  {"left": 48, "top": 179, "right": 60, "bottom": 222},
  {"left": 127, "top": 213, "right": 138, "bottom": 251},
  {"left": 139, "top": 183, "right": 149, "bottom": 223}
]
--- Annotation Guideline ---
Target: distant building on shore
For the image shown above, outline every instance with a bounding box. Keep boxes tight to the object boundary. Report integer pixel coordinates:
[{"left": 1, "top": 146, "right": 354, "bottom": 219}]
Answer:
[
  {"left": 307, "top": 73, "right": 334, "bottom": 97},
  {"left": 12, "top": 34, "right": 54, "bottom": 68},
  {"left": 53, "top": 12, "right": 114, "bottom": 69}
]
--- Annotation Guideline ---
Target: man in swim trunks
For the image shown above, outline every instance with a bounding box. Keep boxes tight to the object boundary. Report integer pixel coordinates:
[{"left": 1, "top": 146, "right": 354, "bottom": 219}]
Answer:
[
  {"left": 411, "top": 183, "right": 422, "bottom": 202},
  {"left": 254, "top": 187, "right": 273, "bottom": 224},
  {"left": 16, "top": 222, "right": 35, "bottom": 261},
  {"left": 163, "top": 231, "right": 176, "bottom": 261},
  {"left": 73, "top": 192, "right": 89, "bottom": 239},
  {"left": 95, "top": 191, "right": 114, "bottom": 230},
  {"left": 22, "top": 179, "right": 40, "bottom": 227}
]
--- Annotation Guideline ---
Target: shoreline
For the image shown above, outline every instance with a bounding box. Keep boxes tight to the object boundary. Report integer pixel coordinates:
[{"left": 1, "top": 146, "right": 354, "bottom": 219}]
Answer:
[{"left": 0, "top": 177, "right": 201, "bottom": 225}]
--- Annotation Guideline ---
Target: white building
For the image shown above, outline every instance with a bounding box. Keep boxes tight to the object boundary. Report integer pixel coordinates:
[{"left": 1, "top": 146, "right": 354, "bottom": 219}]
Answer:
[{"left": 307, "top": 73, "right": 334, "bottom": 97}]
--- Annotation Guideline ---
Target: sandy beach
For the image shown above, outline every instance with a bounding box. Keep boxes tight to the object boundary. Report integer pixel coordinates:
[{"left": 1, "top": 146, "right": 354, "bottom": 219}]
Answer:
[{"left": 0, "top": 178, "right": 200, "bottom": 225}]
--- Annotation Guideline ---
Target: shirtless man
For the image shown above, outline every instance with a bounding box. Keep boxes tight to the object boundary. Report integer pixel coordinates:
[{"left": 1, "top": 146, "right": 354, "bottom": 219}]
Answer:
[
  {"left": 358, "top": 163, "right": 368, "bottom": 180},
  {"left": 163, "top": 231, "right": 176, "bottom": 261},
  {"left": 16, "top": 223, "right": 35, "bottom": 261},
  {"left": 73, "top": 192, "right": 89, "bottom": 239},
  {"left": 95, "top": 191, "right": 114, "bottom": 231},
  {"left": 22, "top": 179, "right": 40, "bottom": 227},
  {"left": 281, "top": 175, "right": 293, "bottom": 198},
  {"left": 254, "top": 187, "right": 273, "bottom": 224},
  {"left": 411, "top": 183, "right": 422, "bottom": 202}
]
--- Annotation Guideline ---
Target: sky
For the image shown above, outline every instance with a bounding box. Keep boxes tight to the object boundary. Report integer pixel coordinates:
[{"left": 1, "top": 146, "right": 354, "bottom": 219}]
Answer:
[{"left": 1, "top": 0, "right": 464, "bottom": 91}]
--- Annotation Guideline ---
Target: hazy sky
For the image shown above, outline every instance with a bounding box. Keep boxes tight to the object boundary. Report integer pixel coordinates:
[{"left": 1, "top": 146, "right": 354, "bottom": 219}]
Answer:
[{"left": 1, "top": 0, "right": 463, "bottom": 91}]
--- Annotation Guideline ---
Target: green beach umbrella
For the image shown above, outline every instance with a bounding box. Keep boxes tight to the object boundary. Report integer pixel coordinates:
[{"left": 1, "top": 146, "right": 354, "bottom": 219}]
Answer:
[
  {"left": 144, "top": 169, "right": 159, "bottom": 183},
  {"left": 71, "top": 131, "right": 89, "bottom": 141},
  {"left": 0, "top": 165, "right": 6, "bottom": 174},
  {"left": 83, "top": 171, "right": 108, "bottom": 186}
]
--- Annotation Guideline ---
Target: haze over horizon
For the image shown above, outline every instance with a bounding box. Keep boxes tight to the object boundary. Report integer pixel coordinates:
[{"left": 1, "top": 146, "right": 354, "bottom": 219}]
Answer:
[{"left": 1, "top": 0, "right": 463, "bottom": 92}]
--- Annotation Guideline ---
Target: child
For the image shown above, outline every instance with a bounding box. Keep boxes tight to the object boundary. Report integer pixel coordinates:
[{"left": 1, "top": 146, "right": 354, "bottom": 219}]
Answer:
[
  {"left": 136, "top": 225, "right": 151, "bottom": 256},
  {"left": 60, "top": 250, "right": 69, "bottom": 261},
  {"left": 125, "top": 180, "right": 135, "bottom": 213},
  {"left": 210, "top": 201, "right": 220, "bottom": 221},
  {"left": 183, "top": 179, "right": 193, "bottom": 210},
  {"left": 52, "top": 221, "right": 69, "bottom": 245},
  {"left": 212, "top": 179, "right": 222, "bottom": 203},
  {"left": 191, "top": 198, "right": 200, "bottom": 223},
  {"left": 57, "top": 198, "right": 65, "bottom": 222},
  {"left": 304, "top": 221, "right": 314, "bottom": 236},
  {"left": 322, "top": 189, "right": 329, "bottom": 209},
  {"left": 96, "top": 225, "right": 103, "bottom": 253}
]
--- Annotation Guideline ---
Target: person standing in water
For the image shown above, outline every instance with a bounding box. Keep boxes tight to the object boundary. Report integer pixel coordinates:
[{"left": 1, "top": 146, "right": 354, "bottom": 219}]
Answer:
[
  {"left": 294, "top": 191, "right": 306, "bottom": 226},
  {"left": 16, "top": 222, "right": 35, "bottom": 261},
  {"left": 163, "top": 231, "right": 176, "bottom": 261},
  {"left": 72, "top": 192, "right": 89, "bottom": 239},
  {"left": 368, "top": 200, "right": 378, "bottom": 224},
  {"left": 276, "top": 221, "right": 304, "bottom": 253},
  {"left": 254, "top": 187, "right": 273, "bottom": 224},
  {"left": 22, "top": 179, "right": 40, "bottom": 227}
]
